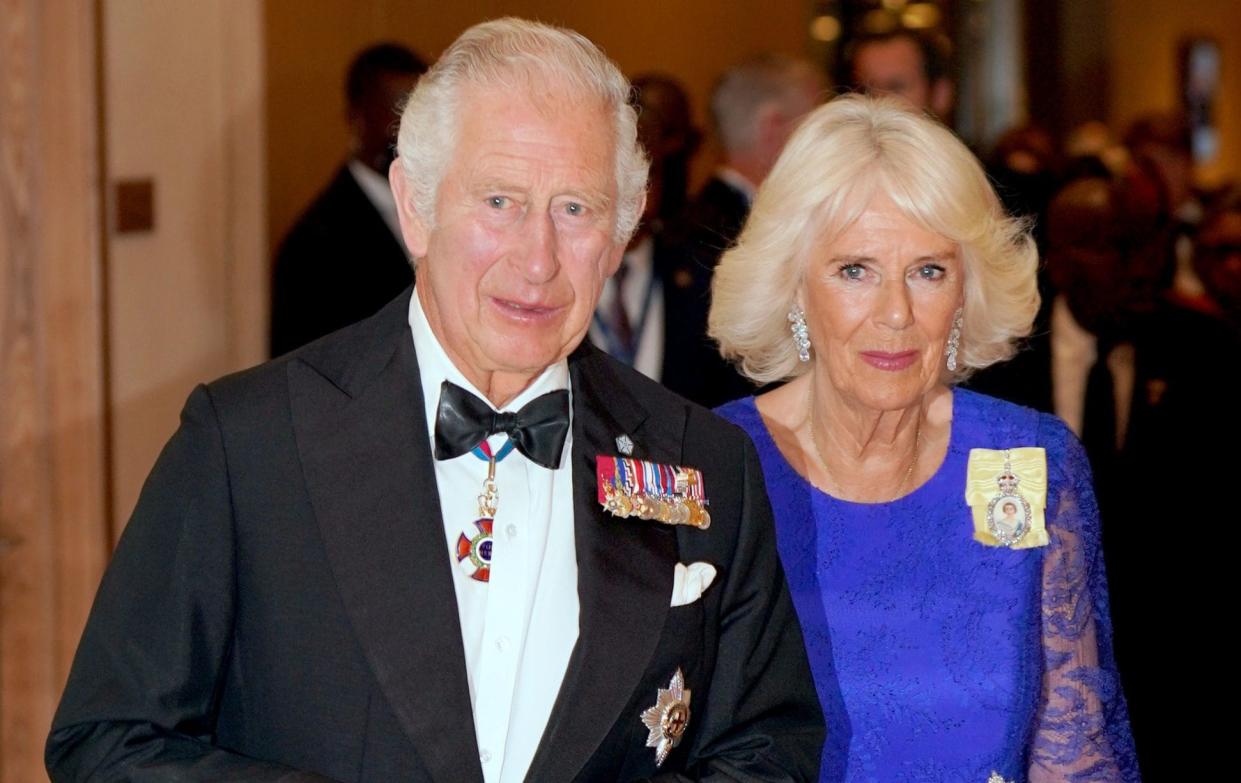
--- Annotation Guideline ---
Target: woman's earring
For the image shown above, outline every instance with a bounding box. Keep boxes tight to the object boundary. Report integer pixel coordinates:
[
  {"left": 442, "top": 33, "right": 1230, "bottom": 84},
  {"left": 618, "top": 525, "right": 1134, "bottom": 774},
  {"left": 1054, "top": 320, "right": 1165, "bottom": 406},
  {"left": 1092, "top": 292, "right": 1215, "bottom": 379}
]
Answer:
[
  {"left": 946, "top": 308, "right": 963, "bottom": 372},
  {"left": 788, "top": 306, "right": 811, "bottom": 363}
]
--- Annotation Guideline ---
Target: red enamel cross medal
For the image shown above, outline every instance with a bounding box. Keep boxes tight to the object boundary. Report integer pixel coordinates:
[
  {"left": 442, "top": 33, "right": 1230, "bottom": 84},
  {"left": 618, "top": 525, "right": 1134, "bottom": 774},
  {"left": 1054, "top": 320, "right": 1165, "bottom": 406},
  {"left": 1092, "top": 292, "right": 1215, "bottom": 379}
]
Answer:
[
  {"left": 456, "top": 518, "right": 494, "bottom": 582},
  {"left": 454, "top": 438, "right": 507, "bottom": 583}
]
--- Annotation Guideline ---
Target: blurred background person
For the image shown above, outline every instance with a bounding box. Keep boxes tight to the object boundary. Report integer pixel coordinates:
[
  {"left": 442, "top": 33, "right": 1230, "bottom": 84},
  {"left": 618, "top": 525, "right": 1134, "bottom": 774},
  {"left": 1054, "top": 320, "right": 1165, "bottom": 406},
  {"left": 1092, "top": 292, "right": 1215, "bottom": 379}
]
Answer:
[
  {"left": 1045, "top": 141, "right": 1177, "bottom": 490},
  {"left": 589, "top": 75, "right": 701, "bottom": 382},
  {"left": 987, "top": 124, "right": 1061, "bottom": 239},
  {"left": 963, "top": 124, "right": 1064, "bottom": 413},
  {"left": 269, "top": 42, "right": 426, "bottom": 356},
  {"left": 1062, "top": 120, "right": 1130, "bottom": 181},
  {"left": 1126, "top": 111, "right": 1202, "bottom": 233},
  {"left": 1116, "top": 186, "right": 1241, "bottom": 777},
  {"left": 664, "top": 53, "right": 824, "bottom": 408},
  {"left": 839, "top": 28, "right": 953, "bottom": 119},
  {"left": 711, "top": 95, "right": 1137, "bottom": 782},
  {"left": 629, "top": 73, "right": 701, "bottom": 223},
  {"left": 1045, "top": 175, "right": 1167, "bottom": 498}
]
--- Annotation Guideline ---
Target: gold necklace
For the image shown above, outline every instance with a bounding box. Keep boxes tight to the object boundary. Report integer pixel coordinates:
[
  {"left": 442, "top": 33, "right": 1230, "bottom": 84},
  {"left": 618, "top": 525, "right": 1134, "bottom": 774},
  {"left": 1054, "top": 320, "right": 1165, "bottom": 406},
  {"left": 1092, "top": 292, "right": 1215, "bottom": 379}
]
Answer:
[{"left": 807, "top": 410, "right": 922, "bottom": 502}]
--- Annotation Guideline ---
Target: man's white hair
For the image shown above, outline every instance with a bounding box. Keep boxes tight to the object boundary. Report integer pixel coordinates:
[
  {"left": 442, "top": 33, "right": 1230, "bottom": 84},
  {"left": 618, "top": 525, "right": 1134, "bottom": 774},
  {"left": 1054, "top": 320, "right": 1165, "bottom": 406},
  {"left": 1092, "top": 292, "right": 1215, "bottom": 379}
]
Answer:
[
  {"left": 710, "top": 54, "right": 822, "bottom": 155},
  {"left": 395, "top": 17, "right": 648, "bottom": 244}
]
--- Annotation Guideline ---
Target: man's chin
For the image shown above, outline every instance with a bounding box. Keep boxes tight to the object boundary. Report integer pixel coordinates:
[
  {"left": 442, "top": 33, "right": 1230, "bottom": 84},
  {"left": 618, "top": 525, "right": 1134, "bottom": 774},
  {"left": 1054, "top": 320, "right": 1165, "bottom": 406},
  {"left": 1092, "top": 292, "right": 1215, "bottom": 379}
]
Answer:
[{"left": 479, "top": 340, "right": 574, "bottom": 376}]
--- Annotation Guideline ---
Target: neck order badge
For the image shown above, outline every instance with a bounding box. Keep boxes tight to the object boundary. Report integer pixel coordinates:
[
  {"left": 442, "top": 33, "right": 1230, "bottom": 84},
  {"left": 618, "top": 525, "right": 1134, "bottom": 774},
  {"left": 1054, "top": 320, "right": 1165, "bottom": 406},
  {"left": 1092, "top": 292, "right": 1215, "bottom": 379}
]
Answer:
[
  {"left": 455, "top": 438, "right": 516, "bottom": 583},
  {"left": 434, "top": 380, "right": 571, "bottom": 583}
]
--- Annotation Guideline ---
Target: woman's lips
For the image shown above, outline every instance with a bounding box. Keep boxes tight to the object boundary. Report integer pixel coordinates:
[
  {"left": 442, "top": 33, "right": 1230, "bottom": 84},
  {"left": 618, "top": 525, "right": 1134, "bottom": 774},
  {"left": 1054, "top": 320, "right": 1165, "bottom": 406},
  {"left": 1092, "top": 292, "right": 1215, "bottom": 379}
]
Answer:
[{"left": 860, "top": 350, "right": 918, "bottom": 371}]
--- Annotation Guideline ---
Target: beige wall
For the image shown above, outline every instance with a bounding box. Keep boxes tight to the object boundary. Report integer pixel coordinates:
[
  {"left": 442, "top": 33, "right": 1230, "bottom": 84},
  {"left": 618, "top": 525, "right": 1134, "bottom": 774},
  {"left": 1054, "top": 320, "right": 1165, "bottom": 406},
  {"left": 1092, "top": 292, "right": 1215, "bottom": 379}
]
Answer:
[
  {"left": 1108, "top": 0, "right": 1241, "bottom": 187},
  {"left": 104, "top": 1, "right": 267, "bottom": 529},
  {"left": 265, "top": 0, "right": 813, "bottom": 254},
  {"left": 2, "top": 1, "right": 108, "bottom": 777}
]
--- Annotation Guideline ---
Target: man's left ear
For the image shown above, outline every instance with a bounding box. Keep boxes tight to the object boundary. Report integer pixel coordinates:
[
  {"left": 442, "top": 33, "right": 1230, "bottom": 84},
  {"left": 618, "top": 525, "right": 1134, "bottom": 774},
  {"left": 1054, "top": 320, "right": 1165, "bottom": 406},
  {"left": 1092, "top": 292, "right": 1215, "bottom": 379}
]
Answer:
[{"left": 389, "top": 159, "right": 430, "bottom": 259}]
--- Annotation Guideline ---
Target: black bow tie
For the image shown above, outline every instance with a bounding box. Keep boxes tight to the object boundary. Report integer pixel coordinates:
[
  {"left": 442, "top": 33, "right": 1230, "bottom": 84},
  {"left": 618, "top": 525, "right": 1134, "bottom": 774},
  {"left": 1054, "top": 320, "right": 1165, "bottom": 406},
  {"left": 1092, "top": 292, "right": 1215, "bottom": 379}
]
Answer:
[{"left": 434, "top": 381, "right": 570, "bottom": 469}]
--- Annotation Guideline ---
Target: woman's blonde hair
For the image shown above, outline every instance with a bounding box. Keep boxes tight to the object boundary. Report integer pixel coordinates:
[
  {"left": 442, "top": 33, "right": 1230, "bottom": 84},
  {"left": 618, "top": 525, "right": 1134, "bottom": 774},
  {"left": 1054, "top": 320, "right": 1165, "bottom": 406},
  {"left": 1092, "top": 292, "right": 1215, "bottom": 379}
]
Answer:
[{"left": 709, "top": 94, "right": 1039, "bottom": 383}]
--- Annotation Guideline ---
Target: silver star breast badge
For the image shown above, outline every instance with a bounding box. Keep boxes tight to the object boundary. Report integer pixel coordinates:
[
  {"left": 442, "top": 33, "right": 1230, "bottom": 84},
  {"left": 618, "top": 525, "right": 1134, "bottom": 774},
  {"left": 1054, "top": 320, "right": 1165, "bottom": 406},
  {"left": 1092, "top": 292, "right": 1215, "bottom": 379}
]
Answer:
[
  {"left": 640, "top": 668, "right": 691, "bottom": 767},
  {"left": 615, "top": 434, "right": 634, "bottom": 455}
]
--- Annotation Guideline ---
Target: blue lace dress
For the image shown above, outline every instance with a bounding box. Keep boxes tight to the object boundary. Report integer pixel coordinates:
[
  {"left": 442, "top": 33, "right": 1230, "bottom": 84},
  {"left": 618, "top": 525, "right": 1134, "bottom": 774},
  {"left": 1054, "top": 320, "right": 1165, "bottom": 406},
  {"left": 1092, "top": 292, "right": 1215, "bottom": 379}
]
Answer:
[{"left": 717, "top": 389, "right": 1139, "bottom": 783}]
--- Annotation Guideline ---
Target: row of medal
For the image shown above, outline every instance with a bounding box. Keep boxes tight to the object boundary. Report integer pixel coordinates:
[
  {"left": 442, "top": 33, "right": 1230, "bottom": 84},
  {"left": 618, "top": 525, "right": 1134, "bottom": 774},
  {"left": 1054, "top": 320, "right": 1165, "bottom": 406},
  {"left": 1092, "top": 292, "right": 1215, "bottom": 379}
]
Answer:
[{"left": 597, "top": 456, "right": 711, "bottom": 530}]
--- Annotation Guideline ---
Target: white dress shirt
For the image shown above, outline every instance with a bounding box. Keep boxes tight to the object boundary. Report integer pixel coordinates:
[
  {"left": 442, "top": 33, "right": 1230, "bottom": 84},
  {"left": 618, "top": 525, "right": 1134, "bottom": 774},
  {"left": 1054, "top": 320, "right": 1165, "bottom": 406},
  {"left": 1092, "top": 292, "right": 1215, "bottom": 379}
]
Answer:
[
  {"left": 590, "top": 235, "right": 665, "bottom": 380},
  {"left": 347, "top": 158, "right": 407, "bottom": 255},
  {"left": 408, "top": 289, "right": 579, "bottom": 782}
]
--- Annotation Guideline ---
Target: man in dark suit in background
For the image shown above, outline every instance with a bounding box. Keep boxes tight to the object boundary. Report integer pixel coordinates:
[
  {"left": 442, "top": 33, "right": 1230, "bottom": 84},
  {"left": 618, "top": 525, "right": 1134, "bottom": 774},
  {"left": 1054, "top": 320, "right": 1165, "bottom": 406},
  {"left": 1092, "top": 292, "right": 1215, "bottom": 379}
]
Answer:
[
  {"left": 47, "top": 18, "right": 822, "bottom": 783},
  {"left": 589, "top": 74, "right": 701, "bottom": 383},
  {"left": 663, "top": 55, "right": 822, "bottom": 408},
  {"left": 270, "top": 43, "right": 427, "bottom": 357},
  {"left": 629, "top": 74, "right": 701, "bottom": 224}
]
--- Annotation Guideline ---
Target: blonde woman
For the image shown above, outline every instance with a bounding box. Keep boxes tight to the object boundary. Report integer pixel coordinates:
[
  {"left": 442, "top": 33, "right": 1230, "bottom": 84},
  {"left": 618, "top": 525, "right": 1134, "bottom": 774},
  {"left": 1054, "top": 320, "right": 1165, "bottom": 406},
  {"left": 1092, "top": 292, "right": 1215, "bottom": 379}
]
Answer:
[{"left": 712, "top": 96, "right": 1138, "bottom": 782}]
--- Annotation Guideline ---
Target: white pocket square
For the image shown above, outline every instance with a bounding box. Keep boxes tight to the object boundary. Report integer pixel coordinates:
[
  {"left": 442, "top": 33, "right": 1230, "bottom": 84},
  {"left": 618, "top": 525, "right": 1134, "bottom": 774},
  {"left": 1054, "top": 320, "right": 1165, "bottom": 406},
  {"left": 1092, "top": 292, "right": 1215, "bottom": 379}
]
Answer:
[{"left": 670, "top": 562, "right": 717, "bottom": 607}]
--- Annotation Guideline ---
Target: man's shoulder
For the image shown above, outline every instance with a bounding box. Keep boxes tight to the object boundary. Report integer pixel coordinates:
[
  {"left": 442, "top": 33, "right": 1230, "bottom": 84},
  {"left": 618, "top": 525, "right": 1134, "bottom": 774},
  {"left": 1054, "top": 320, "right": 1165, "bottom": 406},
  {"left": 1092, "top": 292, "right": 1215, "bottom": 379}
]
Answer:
[
  {"left": 690, "top": 177, "right": 749, "bottom": 222},
  {"left": 667, "top": 177, "right": 750, "bottom": 258},
  {"left": 307, "top": 165, "right": 368, "bottom": 212},
  {"left": 277, "top": 165, "right": 374, "bottom": 249},
  {"left": 573, "top": 345, "right": 749, "bottom": 448},
  {"left": 210, "top": 289, "right": 412, "bottom": 413}
]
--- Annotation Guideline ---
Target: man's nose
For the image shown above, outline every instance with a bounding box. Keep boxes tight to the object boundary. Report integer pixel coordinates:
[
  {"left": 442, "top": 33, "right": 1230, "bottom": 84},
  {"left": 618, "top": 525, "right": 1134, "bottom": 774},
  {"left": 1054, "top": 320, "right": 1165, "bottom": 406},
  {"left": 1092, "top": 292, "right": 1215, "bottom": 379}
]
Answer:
[{"left": 516, "top": 210, "right": 559, "bottom": 284}]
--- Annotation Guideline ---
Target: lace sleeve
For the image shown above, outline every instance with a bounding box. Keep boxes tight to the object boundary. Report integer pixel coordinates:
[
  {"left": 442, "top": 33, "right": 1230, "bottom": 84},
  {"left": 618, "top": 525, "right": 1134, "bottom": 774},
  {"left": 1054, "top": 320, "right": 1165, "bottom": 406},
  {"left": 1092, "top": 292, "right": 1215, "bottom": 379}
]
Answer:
[{"left": 1029, "top": 416, "right": 1141, "bottom": 782}]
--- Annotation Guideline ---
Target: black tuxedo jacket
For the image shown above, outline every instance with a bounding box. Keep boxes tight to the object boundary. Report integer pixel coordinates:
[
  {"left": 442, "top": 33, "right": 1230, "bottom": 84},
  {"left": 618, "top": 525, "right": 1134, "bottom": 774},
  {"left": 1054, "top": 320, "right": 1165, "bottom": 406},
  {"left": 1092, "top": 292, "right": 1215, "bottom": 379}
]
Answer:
[
  {"left": 270, "top": 164, "right": 414, "bottom": 357},
  {"left": 660, "top": 177, "right": 758, "bottom": 409},
  {"left": 48, "top": 289, "right": 823, "bottom": 782}
]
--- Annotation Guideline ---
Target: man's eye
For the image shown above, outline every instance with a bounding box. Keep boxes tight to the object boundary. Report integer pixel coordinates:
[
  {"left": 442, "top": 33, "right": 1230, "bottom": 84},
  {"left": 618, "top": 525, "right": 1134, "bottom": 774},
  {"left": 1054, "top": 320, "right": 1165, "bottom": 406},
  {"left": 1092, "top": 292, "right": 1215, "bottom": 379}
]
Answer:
[
  {"left": 564, "top": 201, "right": 584, "bottom": 216},
  {"left": 487, "top": 196, "right": 510, "bottom": 209}
]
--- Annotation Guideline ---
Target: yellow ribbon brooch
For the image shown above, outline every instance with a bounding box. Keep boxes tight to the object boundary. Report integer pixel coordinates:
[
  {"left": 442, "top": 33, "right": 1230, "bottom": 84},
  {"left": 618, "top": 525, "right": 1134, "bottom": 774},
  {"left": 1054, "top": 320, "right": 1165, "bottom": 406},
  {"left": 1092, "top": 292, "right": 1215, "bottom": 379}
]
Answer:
[{"left": 964, "top": 447, "right": 1048, "bottom": 549}]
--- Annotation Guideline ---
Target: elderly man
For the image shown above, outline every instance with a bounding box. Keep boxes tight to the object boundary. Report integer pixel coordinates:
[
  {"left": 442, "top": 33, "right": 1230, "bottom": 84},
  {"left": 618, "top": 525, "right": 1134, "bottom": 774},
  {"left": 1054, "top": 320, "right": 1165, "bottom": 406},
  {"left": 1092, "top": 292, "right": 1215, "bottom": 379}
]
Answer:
[{"left": 46, "top": 19, "right": 822, "bottom": 783}]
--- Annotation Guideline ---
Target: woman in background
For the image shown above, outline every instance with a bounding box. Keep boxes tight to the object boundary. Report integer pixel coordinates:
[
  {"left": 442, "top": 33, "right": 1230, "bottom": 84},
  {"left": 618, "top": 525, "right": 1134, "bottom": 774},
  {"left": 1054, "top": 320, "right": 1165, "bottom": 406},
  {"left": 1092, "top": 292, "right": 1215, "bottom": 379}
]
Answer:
[{"left": 711, "top": 95, "right": 1138, "bottom": 782}]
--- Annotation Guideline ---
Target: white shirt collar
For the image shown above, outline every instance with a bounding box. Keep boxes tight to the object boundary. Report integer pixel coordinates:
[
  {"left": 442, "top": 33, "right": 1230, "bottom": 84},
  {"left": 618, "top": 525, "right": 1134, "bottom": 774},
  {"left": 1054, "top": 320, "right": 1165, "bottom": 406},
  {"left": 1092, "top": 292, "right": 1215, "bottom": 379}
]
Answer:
[
  {"left": 410, "top": 291, "right": 579, "bottom": 782},
  {"left": 622, "top": 234, "right": 654, "bottom": 276},
  {"left": 348, "top": 158, "right": 407, "bottom": 252},
  {"left": 407, "top": 287, "right": 571, "bottom": 455},
  {"left": 715, "top": 165, "right": 757, "bottom": 203}
]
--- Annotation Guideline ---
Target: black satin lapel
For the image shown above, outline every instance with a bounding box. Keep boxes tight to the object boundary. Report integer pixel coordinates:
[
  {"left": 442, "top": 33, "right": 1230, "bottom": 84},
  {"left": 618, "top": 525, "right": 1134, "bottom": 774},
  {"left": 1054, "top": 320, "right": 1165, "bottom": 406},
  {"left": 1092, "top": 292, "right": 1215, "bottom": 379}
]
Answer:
[
  {"left": 524, "top": 348, "right": 685, "bottom": 783},
  {"left": 290, "top": 332, "right": 483, "bottom": 783}
]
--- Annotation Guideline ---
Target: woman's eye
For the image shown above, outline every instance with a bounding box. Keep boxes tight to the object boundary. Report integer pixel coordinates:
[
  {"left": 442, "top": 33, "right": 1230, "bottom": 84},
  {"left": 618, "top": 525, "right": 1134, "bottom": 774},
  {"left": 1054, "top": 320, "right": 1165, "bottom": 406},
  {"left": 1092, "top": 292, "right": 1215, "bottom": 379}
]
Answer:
[
  {"left": 916, "top": 264, "right": 946, "bottom": 280},
  {"left": 840, "top": 264, "right": 865, "bottom": 280}
]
